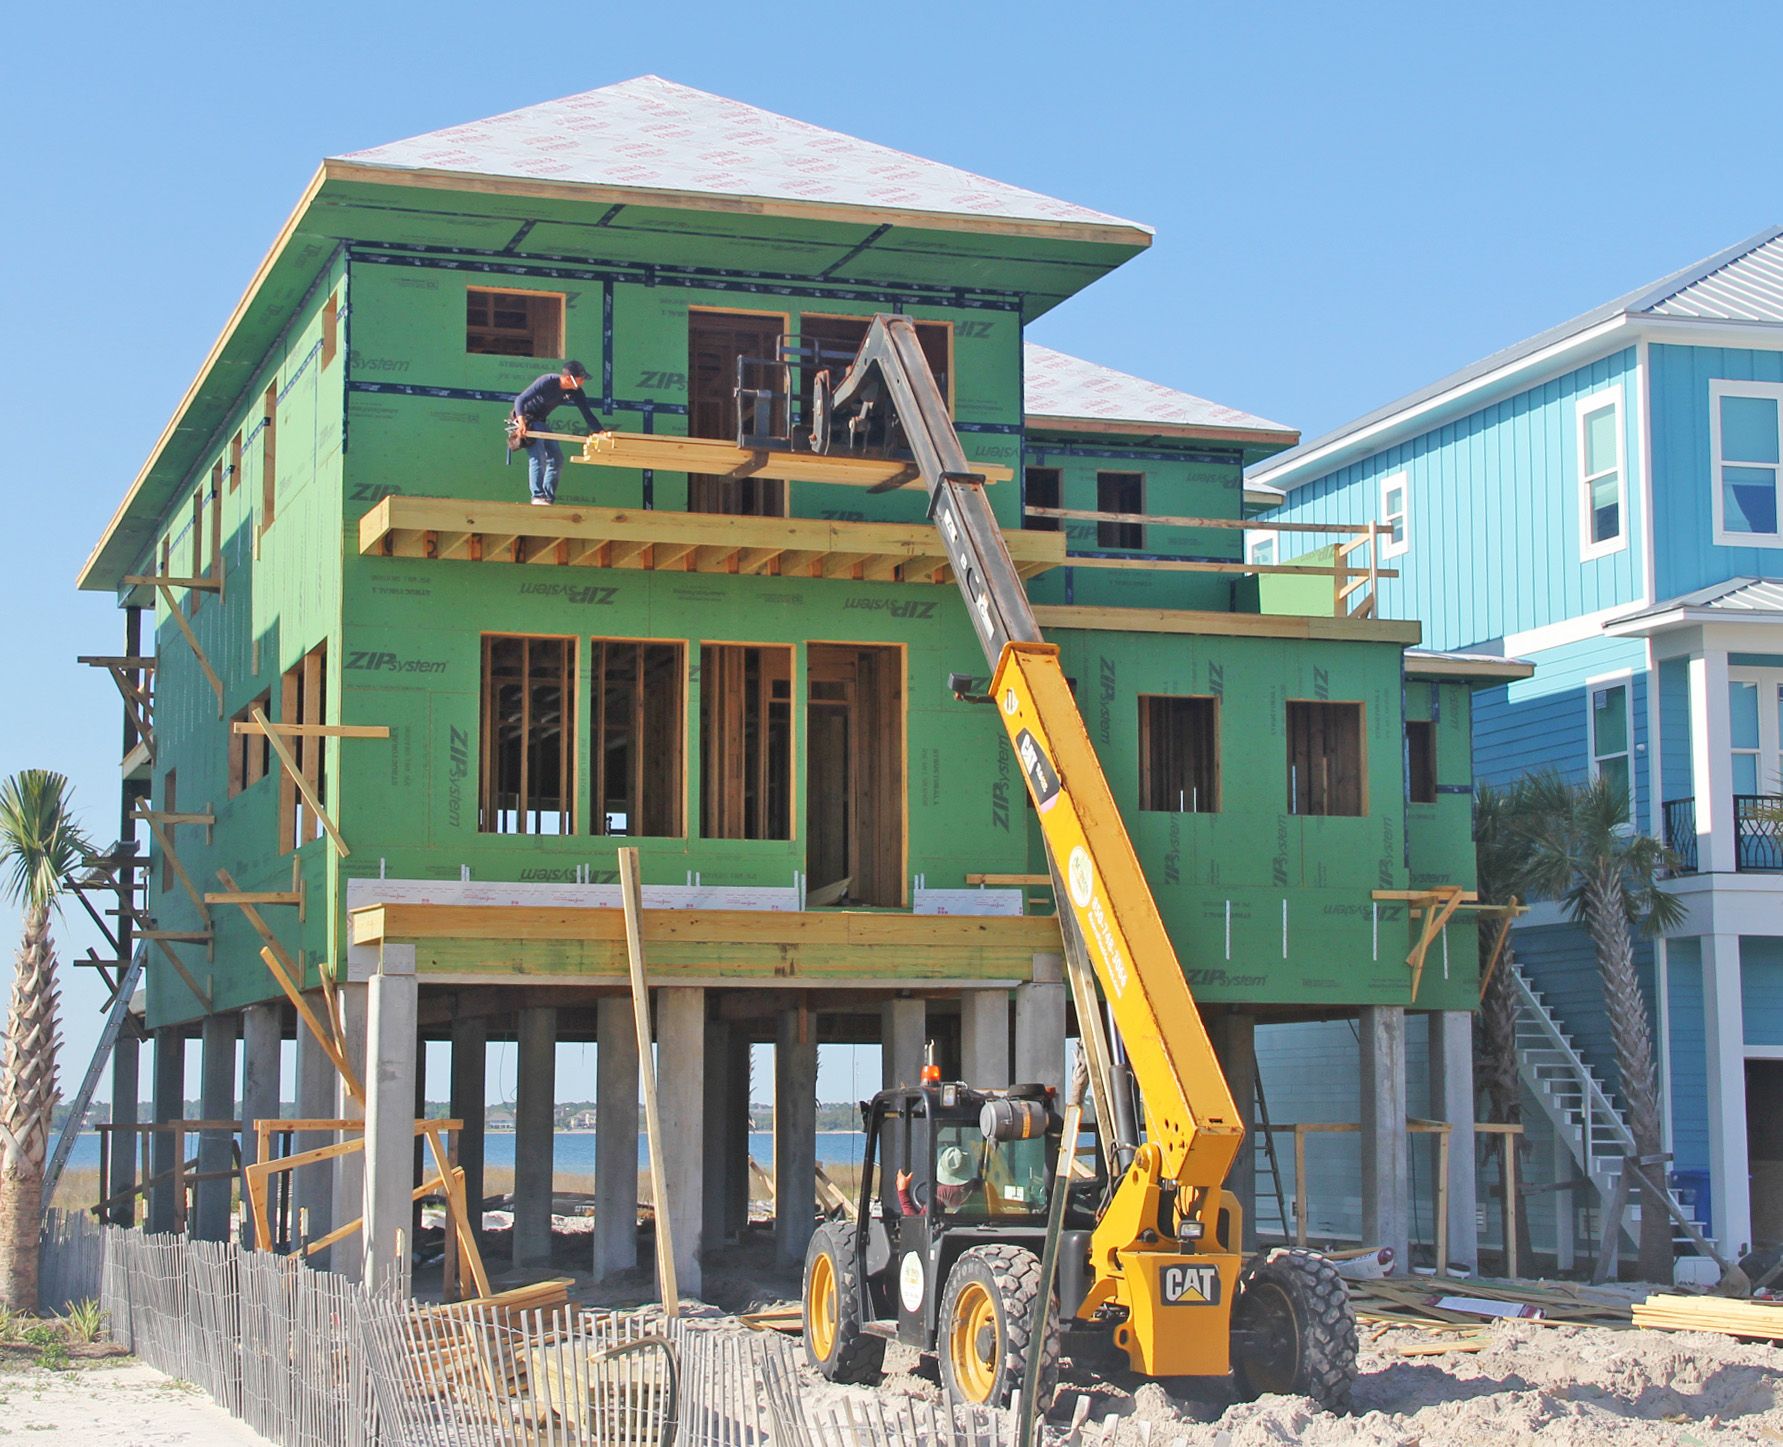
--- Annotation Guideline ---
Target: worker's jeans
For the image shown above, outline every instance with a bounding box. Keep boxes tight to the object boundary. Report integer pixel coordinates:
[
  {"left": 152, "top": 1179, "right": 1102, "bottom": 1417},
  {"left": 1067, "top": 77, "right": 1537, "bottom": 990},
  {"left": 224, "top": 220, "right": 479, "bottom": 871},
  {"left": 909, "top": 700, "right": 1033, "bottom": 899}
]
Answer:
[{"left": 525, "top": 437, "right": 564, "bottom": 502}]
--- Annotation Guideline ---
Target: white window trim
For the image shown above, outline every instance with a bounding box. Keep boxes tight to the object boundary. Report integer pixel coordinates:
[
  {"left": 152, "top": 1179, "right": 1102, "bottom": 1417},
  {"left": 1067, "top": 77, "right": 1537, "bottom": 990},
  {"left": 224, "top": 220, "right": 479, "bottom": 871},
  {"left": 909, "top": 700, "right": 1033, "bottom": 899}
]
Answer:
[
  {"left": 1575, "top": 387, "right": 1627, "bottom": 561},
  {"left": 1709, "top": 378, "right": 1783, "bottom": 549},
  {"left": 1245, "top": 529, "right": 1279, "bottom": 567},
  {"left": 1586, "top": 668, "right": 1636, "bottom": 826},
  {"left": 1378, "top": 470, "right": 1409, "bottom": 558}
]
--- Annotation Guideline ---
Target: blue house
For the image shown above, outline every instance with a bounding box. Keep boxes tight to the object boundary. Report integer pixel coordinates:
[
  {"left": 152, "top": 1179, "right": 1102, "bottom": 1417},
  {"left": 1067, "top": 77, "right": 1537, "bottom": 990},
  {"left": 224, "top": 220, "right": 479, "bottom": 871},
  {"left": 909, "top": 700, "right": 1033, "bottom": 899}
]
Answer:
[{"left": 1250, "top": 227, "right": 1783, "bottom": 1271}]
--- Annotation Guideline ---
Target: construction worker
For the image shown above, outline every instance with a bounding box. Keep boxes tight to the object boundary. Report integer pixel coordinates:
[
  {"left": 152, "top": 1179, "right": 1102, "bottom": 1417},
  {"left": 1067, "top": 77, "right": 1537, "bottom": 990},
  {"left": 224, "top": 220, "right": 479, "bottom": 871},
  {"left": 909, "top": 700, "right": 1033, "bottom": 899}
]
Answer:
[
  {"left": 509, "top": 361, "right": 606, "bottom": 505},
  {"left": 895, "top": 1146, "right": 980, "bottom": 1216}
]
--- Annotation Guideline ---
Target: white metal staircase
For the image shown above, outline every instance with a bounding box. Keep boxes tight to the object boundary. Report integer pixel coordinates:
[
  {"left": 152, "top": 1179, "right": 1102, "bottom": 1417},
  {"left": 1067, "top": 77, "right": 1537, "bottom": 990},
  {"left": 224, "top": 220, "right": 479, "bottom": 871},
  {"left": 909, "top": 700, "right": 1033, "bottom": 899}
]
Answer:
[{"left": 1510, "top": 961, "right": 1707, "bottom": 1252}]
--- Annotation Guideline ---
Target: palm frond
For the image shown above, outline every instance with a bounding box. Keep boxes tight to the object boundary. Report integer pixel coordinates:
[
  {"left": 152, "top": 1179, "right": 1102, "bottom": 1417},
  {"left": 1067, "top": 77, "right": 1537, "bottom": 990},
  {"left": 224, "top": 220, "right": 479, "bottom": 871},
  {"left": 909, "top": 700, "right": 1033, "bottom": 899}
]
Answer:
[{"left": 0, "top": 772, "right": 93, "bottom": 914}]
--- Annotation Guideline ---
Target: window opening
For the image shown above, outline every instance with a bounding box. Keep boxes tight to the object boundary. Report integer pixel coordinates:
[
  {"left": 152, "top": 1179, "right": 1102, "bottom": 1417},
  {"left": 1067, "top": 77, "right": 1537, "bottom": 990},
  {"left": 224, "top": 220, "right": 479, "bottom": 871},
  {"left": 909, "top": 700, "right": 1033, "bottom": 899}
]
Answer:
[
  {"left": 592, "top": 640, "right": 684, "bottom": 837},
  {"left": 1137, "top": 695, "right": 1219, "bottom": 813},
  {"left": 260, "top": 383, "right": 278, "bottom": 533},
  {"left": 1715, "top": 384, "right": 1783, "bottom": 540},
  {"left": 1380, "top": 472, "right": 1409, "bottom": 557},
  {"left": 700, "top": 644, "right": 792, "bottom": 839},
  {"left": 1024, "top": 467, "right": 1062, "bottom": 531},
  {"left": 279, "top": 643, "right": 328, "bottom": 852},
  {"left": 806, "top": 644, "right": 905, "bottom": 906},
  {"left": 1096, "top": 472, "right": 1143, "bottom": 549},
  {"left": 1287, "top": 701, "right": 1365, "bottom": 816},
  {"left": 480, "top": 636, "right": 574, "bottom": 835},
  {"left": 321, "top": 294, "right": 340, "bottom": 369},
  {"left": 466, "top": 287, "right": 564, "bottom": 358},
  {"left": 229, "top": 693, "right": 271, "bottom": 798},
  {"left": 1579, "top": 394, "right": 1623, "bottom": 551},
  {"left": 1407, "top": 719, "right": 1437, "bottom": 804},
  {"left": 160, "top": 770, "right": 175, "bottom": 892},
  {"left": 1589, "top": 681, "right": 1631, "bottom": 814}
]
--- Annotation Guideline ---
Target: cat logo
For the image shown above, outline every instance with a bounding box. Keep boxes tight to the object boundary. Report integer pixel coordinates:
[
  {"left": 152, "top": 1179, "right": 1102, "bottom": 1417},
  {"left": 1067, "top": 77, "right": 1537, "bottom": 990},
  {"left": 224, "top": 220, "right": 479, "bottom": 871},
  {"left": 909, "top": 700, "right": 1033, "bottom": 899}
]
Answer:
[{"left": 1161, "top": 1264, "right": 1221, "bottom": 1305}]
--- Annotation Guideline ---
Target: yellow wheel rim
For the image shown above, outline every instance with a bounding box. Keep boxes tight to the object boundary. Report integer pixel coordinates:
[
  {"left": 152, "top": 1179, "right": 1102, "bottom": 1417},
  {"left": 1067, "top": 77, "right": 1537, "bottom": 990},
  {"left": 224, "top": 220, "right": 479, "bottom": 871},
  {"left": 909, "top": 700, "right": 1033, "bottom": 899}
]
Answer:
[
  {"left": 806, "top": 1250, "right": 838, "bottom": 1361},
  {"left": 948, "top": 1280, "right": 1000, "bottom": 1404}
]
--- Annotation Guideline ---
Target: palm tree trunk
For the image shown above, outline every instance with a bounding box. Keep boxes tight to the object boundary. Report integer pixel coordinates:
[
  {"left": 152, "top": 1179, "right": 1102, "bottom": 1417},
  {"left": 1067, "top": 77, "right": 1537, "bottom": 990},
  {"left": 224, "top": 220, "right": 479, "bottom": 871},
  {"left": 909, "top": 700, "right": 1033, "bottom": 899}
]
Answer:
[
  {"left": 1581, "top": 869, "right": 1672, "bottom": 1283},
  {"left": 1476, "top": 933, "right": 1535, "bottom": 1269},
  {"left": 0, "top": 903, "right": 60, "bottom": 1312}
]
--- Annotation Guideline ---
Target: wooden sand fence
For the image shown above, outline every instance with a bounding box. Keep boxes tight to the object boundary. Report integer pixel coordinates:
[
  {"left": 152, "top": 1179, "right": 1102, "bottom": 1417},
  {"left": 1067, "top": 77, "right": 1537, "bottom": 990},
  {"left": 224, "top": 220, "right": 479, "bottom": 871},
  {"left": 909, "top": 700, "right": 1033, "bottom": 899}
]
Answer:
[{"left": 47, "top": 1213, "right": 1194, "bottom": 1446}]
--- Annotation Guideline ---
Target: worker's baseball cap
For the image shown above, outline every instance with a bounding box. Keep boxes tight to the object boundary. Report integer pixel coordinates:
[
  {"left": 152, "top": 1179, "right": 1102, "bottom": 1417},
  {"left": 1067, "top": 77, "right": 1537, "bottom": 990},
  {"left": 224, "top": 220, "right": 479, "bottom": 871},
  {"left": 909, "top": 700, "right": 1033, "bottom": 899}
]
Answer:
[
  {"left": 937, "top": 1147, "right": 973, "bottom": 1186},
  {"left": 563, "top": 360, "right": 589, "bottom": 380}
]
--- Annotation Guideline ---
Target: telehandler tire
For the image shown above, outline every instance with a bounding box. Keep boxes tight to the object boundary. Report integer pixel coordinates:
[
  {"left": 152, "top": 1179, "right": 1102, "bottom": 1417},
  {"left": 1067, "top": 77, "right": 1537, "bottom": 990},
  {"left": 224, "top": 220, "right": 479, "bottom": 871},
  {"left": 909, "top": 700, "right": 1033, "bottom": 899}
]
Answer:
[
  {"left": 1229, "top": 1248, "right": 1357, "bottom": 1412},
  {"left": 936, "top": 1244, "right": 1059, "bottom": 1410},
  {"left": 801, "top": 1223, "right": 885, "bottom": 1385}
]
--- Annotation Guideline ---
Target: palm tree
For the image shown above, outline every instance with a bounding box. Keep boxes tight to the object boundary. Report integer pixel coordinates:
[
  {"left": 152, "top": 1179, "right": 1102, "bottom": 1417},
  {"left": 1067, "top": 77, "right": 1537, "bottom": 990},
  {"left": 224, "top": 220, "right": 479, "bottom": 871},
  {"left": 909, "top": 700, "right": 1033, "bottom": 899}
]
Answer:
[
  {"left": 1495, "top": 771, "right": 1683, "bottom": 1283},
  {"left": 0, "top": 772, "right": 92, "bottom": 1312},
  {"left": 1472, "top": 783, "right": 1533, "bottom": 1267}
]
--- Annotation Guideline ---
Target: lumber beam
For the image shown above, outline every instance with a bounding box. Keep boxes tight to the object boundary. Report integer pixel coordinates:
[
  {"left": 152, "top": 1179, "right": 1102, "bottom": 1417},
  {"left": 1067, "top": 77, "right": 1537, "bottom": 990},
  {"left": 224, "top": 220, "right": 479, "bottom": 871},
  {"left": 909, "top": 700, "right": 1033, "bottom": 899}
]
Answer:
[
  {"left": 619, "top": 847, "right": 679, "bottom": 1318},
  {"left": 572, "top": 430, "right": 1013, "bottom": 487},
  {"left": 231, "top": 722, "right": 391, "bottom": 739},
  {"left": 125, "top": 574, "right": 222, "bottom": 593},
  {"left": 250, "top": 706, "right": 349, "bottom": 857},
  {"left": 1031, "top": 604, "right": 1422, "bottom": 645},
  {"left": 153, "top": 584, "right": 225, "bottom": 712}
]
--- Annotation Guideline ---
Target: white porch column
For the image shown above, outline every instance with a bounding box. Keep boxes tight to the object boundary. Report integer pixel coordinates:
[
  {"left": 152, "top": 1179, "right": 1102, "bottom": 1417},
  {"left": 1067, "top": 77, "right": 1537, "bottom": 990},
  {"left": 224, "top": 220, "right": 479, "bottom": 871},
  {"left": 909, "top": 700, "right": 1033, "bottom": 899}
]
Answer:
[
  {"left": 1688, "top": 648, "right": 1736, "bottom": 873},
  {"left": 1701, "top": 932, "right": 1753, "bottom": 1258}
]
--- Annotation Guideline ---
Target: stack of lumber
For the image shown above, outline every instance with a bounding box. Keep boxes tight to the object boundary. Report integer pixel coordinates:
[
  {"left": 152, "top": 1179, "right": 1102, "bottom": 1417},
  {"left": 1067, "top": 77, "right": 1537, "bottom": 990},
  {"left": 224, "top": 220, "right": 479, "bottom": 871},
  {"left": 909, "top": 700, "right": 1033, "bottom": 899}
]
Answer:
[
  {"left": 1346, "top": 1273, "right": 1636, "bottom": 1330},
  {"left": 1633, "top": 1294, "right": 1783, "bottom": 1340}
]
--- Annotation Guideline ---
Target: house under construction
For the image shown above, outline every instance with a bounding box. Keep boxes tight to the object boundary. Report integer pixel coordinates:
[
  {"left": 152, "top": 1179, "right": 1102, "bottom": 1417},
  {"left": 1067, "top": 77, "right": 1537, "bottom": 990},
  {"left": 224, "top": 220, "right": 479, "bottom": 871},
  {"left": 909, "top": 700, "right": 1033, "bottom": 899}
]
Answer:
[{"left": 74, "top": 76, "right": 1526, "bottom": 1289}]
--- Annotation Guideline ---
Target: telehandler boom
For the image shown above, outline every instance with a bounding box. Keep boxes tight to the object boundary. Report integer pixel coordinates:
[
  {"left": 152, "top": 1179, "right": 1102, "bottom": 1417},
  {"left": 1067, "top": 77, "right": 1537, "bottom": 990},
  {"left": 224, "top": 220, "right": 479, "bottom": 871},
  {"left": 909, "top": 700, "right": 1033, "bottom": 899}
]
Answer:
[{"left": 796, "top": 317, "right": 1357, "bottom": 1412}]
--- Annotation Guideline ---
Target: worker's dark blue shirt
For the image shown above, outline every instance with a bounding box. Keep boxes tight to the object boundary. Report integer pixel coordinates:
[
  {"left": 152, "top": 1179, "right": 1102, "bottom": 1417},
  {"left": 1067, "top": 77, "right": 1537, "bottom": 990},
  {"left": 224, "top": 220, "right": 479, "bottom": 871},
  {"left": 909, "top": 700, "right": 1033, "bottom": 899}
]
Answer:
[{"left": 514, "top": 374, "right": 604, "bottom": 431}]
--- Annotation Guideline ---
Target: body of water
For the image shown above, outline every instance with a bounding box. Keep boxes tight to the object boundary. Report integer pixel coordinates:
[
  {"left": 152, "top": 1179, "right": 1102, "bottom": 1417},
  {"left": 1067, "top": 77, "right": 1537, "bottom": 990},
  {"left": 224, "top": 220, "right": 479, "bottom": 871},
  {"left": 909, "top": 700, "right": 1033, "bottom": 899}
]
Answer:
[{"left": 56, "top": 1129, "right": 867, "bottom": 1173}]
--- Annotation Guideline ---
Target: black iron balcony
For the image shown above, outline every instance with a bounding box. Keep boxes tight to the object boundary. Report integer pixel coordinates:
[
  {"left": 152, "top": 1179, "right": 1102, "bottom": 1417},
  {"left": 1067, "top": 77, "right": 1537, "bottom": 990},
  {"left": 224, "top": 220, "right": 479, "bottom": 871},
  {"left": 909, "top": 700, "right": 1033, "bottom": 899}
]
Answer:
[
  {"left": 1736, "top": 794, "right": 1783, "bottom": 871},
  {"left": 1662, "top": 797, "right": 1697, "bottom": 872},
  {"left": 1661, "top": 795, "right": 1783, "bottom": 872}
]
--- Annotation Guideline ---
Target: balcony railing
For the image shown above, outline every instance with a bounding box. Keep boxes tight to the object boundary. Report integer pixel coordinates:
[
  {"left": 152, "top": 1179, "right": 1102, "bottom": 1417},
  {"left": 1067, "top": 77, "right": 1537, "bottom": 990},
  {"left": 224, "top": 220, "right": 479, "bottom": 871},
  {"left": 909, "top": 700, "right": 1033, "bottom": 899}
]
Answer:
[
  {"left": 1662, "top": 797, "right": 1697, "bottom": 872},
  {"left": 1661, "top": 794, "right": 1783, "bottom": 872},
  {"left": 1736, "top": 794, "right": 1783, "bottom": 871}
]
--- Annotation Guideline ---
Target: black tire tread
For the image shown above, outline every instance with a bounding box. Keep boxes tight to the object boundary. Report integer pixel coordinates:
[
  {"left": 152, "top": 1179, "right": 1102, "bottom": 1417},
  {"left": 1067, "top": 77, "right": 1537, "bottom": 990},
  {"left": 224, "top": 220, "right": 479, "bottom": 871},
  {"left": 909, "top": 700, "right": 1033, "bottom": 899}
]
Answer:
[
  {"left": 937, "top": 1243, "right": 1060, "bottom": 1411},
  {"left": 802, "top": 1223, "right": 886, "bottom": 1386},
  {"left": 1231, "top": 1247, "right": 1358, "bottom": 1413}
]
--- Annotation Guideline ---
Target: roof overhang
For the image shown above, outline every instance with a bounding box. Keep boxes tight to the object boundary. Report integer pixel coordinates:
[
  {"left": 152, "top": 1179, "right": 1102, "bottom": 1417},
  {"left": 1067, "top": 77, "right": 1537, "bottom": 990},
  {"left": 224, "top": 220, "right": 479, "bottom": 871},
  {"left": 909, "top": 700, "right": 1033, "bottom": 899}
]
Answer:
[
  {"left": 1023, "top": 413, "right": 1299, "bottom": 450},
  {"left": 82, "top": 159, "right": 1148, "bottom": 593},
  {"left": 1605, "top": 605, "right": 1783, "bottom": 638},
  {"left": 1404, "top": 649, "right": 1535, "bottom": 682},
  {"left": 326, "top": 157, "right": 1154, "bottom": 250}
]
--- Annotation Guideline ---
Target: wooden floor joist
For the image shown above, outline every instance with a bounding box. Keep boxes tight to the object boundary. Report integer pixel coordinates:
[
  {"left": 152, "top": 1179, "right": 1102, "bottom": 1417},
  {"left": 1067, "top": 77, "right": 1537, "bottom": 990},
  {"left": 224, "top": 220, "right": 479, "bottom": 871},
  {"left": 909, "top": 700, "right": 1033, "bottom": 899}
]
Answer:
[{"left": 359, "top": 496, "right": 1064, "bottom": 586}]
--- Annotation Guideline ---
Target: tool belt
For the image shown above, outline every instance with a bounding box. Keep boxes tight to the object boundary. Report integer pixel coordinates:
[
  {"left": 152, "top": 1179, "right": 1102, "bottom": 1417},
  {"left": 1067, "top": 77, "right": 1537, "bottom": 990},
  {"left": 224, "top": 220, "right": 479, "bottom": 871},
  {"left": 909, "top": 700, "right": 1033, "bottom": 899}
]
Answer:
[{"left": 505, "top": 414, "right": 529, "bottom": 452}]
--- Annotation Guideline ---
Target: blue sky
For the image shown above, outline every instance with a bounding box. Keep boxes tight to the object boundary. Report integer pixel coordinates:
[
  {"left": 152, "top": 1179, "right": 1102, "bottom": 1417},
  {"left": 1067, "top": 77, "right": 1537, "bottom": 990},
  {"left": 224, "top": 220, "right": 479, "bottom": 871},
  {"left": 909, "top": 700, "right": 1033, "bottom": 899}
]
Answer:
[{"left": 2, "top": 0, "right": 1780, "bottom": 1108}]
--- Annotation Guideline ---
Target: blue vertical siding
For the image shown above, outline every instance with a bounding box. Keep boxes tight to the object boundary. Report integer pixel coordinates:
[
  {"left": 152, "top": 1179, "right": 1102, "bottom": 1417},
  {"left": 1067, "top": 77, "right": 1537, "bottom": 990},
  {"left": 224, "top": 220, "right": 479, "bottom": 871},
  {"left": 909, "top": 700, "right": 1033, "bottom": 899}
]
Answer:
[
  {"left": 1665, "top": 939, "right": 1709, "bottom": 1176},
  {"left": 1650, "top": 343, "right": 1783, "bottom": 600},
  {"left": 1514, "top": 924, "right": 1657, "bottom": 1104},
  {"left": 1659, "top": 657, "right": 1693, "bottom": 804},
  {"left": 1743, "top": 937, "right": 1783, "bottom": 1048},
  {"left": 1265, "top": 349, "right": 1644, "bottom": 651},
  {"left": 1472, "top": 637, "right": 1651, "bottom": 825}
]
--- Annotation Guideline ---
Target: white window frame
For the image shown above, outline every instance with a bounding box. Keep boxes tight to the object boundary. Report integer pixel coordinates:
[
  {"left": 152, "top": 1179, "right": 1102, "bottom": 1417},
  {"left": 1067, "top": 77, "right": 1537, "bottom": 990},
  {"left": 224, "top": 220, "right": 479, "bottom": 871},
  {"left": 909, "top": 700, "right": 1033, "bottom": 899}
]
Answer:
[
  {"left": 1709, "top": 378, "right": 1783, "bottom": 549},
  {"left": 1378, "top": 470, "right": 1409, "bottom": 558},
  {"left": 1575, "top": 387, "right": 1627, "bottom": 561},
  {"left": 1245, "top": 529, "right": 1278, "bottom": 567},
  {"left": 1586, "top": 668, "right": 1636, "bottom": 826}
]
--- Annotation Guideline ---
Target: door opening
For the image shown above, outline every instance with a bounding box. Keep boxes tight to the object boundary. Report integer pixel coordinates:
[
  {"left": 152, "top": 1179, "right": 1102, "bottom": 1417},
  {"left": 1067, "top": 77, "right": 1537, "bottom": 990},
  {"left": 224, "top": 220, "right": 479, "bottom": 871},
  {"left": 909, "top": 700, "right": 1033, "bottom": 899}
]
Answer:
[
  {"left": 806, "top": 643, "right": 905, "bottom": 907},
  {"left": 1748, "top": 1059, "right": 1783, "bottom": 1248},
  {"left": 688, "top": 311, "right": 787, "bottom": 516}
]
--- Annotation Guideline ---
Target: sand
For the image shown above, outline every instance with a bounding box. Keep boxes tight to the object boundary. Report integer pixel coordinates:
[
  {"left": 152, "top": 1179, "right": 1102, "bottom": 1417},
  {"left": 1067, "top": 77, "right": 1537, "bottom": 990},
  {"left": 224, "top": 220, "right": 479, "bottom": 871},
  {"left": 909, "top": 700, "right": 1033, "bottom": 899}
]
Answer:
[{"left": 0, "top": 1357, "right": 270, "bottom": 1444}]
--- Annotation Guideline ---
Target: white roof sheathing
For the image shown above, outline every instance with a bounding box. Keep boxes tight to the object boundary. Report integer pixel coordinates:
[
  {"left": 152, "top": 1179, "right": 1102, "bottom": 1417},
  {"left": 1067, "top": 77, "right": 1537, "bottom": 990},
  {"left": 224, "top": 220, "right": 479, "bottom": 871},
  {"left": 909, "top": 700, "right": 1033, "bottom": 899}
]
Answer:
[
  {"left": 1024, "top": 343, "right": 1293, "bottom": 436},
  {"left": 339, "top": 75, "right": 1147, "bottom": 235}
]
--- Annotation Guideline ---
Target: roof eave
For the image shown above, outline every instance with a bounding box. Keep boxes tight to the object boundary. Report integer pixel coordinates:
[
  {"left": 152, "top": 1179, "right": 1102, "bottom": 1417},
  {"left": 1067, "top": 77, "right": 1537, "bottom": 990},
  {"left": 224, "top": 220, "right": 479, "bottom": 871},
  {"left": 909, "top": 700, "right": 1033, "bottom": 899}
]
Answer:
[
  {"left": 1024, "top": 413, "right": 1298, "bottom": 448},
  {"left": 1605, "top": 606, "right": 1783, "bottom": 637},
  {"left": 322, "top": 158, "right": 1156, "bottom": 250},
  {"left": 1404, "top": 651, "right": 1537, "bottom": 682},
  {"left": 1250, "top": 313, "right": 1636, "bottom": 493},
  {"left": 79, "top": 164, "right": 329, "bottom": 593}
]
